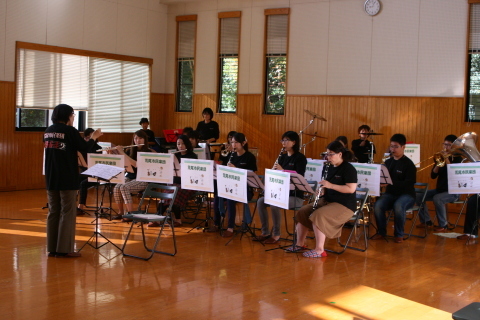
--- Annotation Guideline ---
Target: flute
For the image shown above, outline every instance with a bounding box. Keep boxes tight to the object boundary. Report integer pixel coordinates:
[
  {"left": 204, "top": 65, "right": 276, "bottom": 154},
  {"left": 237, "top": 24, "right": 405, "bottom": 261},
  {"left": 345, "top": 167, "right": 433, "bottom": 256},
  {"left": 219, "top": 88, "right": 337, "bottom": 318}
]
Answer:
[{"left": 96, "top": 144, "right": 144, "bottom": 152}]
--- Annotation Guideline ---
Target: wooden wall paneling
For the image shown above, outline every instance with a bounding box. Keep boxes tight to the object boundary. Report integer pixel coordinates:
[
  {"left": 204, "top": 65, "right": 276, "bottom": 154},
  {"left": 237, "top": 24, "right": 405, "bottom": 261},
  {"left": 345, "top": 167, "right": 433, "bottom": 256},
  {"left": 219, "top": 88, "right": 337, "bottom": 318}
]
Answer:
[{"left": 3, "top": 83, "right": 477, "bottom": 192}]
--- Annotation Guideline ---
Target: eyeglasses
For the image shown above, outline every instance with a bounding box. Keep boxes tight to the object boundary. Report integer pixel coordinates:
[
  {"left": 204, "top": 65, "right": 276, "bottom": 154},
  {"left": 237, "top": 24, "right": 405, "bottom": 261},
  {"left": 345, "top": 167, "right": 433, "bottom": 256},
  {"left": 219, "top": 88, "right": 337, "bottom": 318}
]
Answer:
[
  {"left": 389, "top": 145, "right": 401, "bottom": 149},
  {"left": 325, "top": 152, "right": 338, "bottom": 157},
  {"left": 280, "top": 139, "right": 292, "bottom": 143},
  {"left": 442, "top": 143, "right": 452, "bottom": 147}
]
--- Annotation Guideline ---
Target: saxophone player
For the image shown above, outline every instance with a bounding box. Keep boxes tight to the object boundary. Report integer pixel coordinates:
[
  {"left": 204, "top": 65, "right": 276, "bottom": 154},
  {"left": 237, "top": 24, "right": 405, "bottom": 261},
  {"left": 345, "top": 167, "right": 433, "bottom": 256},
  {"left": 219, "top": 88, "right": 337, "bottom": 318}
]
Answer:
[
  {"left": 285, "top": 141, "right": 357, "bottom": 257},
  {"left": 254, "top": 131, "right": 307, "bottom": 244}
]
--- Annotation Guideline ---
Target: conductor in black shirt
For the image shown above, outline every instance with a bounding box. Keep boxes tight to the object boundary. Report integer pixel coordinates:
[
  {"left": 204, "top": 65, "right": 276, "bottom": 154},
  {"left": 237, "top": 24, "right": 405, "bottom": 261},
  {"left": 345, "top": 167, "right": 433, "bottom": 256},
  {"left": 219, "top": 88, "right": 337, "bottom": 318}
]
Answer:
[
  {"left": 196, "top": 107, "right": 219, "bottom": 143},
  {"left": 372, "top": 134, "right": 416, "bottom": 243}
]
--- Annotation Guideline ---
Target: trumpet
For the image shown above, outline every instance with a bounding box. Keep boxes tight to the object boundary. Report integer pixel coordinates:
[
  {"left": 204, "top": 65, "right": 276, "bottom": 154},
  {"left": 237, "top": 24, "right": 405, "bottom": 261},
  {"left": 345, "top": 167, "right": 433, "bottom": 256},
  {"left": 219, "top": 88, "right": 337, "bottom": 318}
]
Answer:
[
  {"left": 312, "top": 162, "right": 330, "bottom": 210},
  {"left": 272, "top": 147, "right": 285, "bottom": 169},
  {"left": 96, "top": 144, "right": 144, "bottom": 152},
  {"left": 221, "top": 143, "right": 231, "bottom": 157}
]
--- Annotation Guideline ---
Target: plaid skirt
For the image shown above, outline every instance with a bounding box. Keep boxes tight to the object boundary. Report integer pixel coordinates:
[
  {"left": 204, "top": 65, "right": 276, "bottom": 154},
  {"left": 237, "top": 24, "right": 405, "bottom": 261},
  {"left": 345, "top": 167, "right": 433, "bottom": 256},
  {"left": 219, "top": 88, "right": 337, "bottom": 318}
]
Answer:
[{"left": 162, "top": 183, "right": 196, "bottom": 208}]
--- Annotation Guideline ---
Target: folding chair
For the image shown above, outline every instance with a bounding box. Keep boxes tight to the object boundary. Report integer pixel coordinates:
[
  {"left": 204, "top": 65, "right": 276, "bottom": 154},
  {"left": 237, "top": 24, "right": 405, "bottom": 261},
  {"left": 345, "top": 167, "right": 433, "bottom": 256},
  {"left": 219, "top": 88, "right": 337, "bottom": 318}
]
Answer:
[
  {"left": 328, "top": 187, "right": 369, "bottom": 254},
  {"left": 121, "top": 184, "right": 178, "bottom": 260},
  {"left": 387, "top": 182, "right": 429, "bottom": 240}
]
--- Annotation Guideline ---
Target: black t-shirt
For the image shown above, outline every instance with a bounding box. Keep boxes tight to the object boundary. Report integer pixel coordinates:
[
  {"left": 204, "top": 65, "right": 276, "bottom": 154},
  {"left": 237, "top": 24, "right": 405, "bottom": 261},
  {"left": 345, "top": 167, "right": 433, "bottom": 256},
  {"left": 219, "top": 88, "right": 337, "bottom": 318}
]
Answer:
[
  {"left": 44, "top": 123, "right": 96, "bottom": 190},
  {"left": 277, "top": 152, "right": 307, "bottom": 198},
  {"left": 142, "top": 129, "right": 157, "bottom": 146},
  {"left": 432, "top": 155, "right": 462, "bottom": 192},
  {"left": 230, "top": 151, "right": 257, "bottom": 171},
  {"left": 174, "top": 151, "right": 198, "bottom": 184},
  {"left": 196, "top": 121, "right": 220, "bottom": 141},
  {"left": 351, "top": 139, "right": 375, "bottom": 163},
  {"left": 384, "top": 155, "right": 416, "bottom": 198},
  {"left": 323, "top": 161, "right": 358, "bottom": 212}
]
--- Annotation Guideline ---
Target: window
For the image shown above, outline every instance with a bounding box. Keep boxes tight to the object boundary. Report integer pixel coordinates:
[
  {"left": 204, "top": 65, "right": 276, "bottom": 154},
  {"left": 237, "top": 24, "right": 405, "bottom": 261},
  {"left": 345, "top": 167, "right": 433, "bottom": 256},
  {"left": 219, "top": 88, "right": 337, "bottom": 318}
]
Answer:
[
  {"left": 264, "top": 10, "right": 289, "bottom": 115},
  {"left": 176, "top": 16, "right": 197, "bottom": 112},
  {"left": 467, "top": 2, "right": 480, "bottom": 121},
  {"left": 218, "top": 13, "right": 241, "bottom": 113},
  {"left": 15, "top": 42, "right": 151, "bottom": 132}
]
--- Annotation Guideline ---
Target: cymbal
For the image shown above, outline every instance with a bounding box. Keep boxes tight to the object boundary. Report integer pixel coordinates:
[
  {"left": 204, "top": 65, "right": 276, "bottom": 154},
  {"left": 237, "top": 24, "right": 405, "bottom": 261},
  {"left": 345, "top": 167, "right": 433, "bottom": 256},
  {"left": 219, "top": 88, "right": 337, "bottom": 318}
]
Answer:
[
  {"left": 304, "top": 133, "right": 327, "bottom": 139},
  {"left": 304, "top": 110, "right": 327, "bottom": 121}
]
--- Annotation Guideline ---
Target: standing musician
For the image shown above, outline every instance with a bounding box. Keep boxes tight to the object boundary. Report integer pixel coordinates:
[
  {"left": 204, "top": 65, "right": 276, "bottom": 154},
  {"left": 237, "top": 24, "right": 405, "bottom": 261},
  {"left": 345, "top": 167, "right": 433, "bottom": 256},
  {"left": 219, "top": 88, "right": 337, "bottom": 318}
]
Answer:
[
  {"left": 112, "top": 130, "right": 154, "bottom": 221},
  {"left": 255, "top": 131, "right": 307, "bottom": 244},
  {"left": 149, "top": 134, "right": 198, "bottom": 227},
  {"left": 372, "top": 134, "right": 416, "bottom": 243},
  {"left": 416, "top": 135, "right": 462, "bottom": 232},
  {"left": 196, "top": 107, "right": 220, "bottom": 143},
  {"left": 285, "top": 141, "right": 357, "bottom": 258},
  {"left": 212, "top": 132, "right": 257, "bottom": 237},
  {"left": 352, "top": 125, "right": 376, "bottom": 163}
]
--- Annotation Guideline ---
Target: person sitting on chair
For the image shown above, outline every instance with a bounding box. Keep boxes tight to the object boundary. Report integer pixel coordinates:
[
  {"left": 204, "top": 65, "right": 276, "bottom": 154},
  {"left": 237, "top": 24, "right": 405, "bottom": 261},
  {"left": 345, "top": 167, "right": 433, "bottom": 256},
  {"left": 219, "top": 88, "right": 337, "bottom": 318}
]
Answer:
[
  {"left": 285, "top": 140, "right": 357, "bottom": 258},
  {"left": 372, "top": 133, "right": 417, "bottom": 243},
  {"left": 255, "top": 131, "right": 307, "bottom": 244},
  {"left": 112, "top": 130, "right": 153, "bottom": 221},
  {"left": 149, "top": 134, "right": 198, "bottom": 228},
  {"left": 212, "top": 132, "right": 257, "bottom": 237},
  {"left": 416, "top": 134, "right": 462, "bottom": 232}
]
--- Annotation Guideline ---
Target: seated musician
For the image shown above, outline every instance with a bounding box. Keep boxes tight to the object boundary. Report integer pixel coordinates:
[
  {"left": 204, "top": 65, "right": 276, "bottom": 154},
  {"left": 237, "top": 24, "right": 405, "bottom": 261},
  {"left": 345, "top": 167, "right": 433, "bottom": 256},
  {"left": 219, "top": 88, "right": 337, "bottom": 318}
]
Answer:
[
  {"left": 416, "top": 135, "right": 462, "bottom": 232},
  {"left": 285, "top": 141, "right": 357, "bottom": 257},
  {"left": 77, "top": 128, "right": 102, "bottom": 215},
  {"left": 457, "top": 195, "right": 479, "bottom": 241},
  {"left": 335, "top": 136, "right": 348, "bottom": 149},
  {"left": 149, "top": 134, "right": 198, "bottom": 227},
  {"left": 351, "top": 124, "right": 376, "bottom": 163},
  {"left": 255, "top": 131, "right": 307, "bottom": 244},
  {"left": 372, "top": 134, "right": 416, "bottom": 243},
  {"left": 139, "top": 117, "right": 161, "bottom": 152},
  {"left": 208, "top": 131, "right": 237, "bottom": 233},
  {"left": 196, "top": 107, "right": 220, "bottom": 143},
  {"left": 212, "top": 132, "right": 257, "bottom": 237},
  {"left": 112, "top": 130, "right": 153, "bottom": 221},
  {"left": 187, "top": 130, "right": 201, "bottom": 148}
]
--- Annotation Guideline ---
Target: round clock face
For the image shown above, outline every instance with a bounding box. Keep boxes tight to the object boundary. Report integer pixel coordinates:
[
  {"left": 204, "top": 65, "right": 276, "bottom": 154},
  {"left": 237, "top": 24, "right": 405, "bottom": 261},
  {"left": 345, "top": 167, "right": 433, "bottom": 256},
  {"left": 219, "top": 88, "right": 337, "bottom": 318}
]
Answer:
[{"left": 364, "top": 0, "right": 381, "bottom": 16}]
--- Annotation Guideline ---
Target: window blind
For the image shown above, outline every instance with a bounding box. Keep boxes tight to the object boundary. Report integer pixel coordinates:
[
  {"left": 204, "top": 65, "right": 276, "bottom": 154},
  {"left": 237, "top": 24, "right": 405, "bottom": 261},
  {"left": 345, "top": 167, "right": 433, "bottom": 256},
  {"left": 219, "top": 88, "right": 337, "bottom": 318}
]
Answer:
[
  {"left": 220, "top": 17, "right": 240, "bottom": 55},
  {"left": 471, "top": 4, "right": 480, "bottom": 52},
  {"left": 178, "top": 21, "right": 196, "bottom": 58},
  {"left": 88, "top": 58, "right": 150, "bottom": 132},
  {"left": 16, "top": 48, "right": 150, "bottom": 132},
  {"left": 266, "top": 15, "right": 288, "bottom": 55},
  {"left": 16, "top": 49, "right": 89, "bottom": 110}
]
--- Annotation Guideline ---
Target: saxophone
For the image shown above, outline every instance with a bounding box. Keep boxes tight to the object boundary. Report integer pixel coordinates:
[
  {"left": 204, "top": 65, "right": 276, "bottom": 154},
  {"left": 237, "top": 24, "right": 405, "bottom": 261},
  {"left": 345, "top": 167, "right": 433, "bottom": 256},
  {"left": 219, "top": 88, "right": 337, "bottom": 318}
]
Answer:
[{"left": 312, "top": 162, "right": 330, "bottom": 209}]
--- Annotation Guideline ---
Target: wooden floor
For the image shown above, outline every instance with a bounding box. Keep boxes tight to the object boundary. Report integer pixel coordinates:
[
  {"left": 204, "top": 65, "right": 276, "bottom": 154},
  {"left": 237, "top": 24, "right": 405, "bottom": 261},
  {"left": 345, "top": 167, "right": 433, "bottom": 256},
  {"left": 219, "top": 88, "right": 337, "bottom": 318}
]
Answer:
[{"left": 0, "top": 189, "right": 478, "bottom": 319}]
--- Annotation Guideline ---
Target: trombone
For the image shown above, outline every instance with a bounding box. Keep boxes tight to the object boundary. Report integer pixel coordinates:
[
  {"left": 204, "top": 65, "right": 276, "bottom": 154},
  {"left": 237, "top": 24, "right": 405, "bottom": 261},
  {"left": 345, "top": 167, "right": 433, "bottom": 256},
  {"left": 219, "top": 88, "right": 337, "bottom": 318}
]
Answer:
[{"left": 416, "top": 132, "right": 480, "bottom": 172}]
